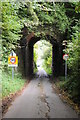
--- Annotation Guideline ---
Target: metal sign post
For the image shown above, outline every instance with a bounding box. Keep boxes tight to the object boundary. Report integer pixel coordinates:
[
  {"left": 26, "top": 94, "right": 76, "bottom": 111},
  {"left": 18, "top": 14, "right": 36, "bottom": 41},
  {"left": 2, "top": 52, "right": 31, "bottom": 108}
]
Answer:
[
  {"left": 65, "top": 60, "right": 67, "bottom": 80},
  {"left": 12, "top": 67, "right": 14, "bottom": 80},
  {"left": 63, "top": 54, "right": 69, "bottom": 80}
]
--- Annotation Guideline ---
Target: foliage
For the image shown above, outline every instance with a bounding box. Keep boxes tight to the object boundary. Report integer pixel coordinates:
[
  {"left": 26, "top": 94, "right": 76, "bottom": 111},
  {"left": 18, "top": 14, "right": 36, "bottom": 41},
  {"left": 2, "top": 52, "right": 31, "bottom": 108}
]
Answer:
[
  {"left": 41, "top": 41, "right": 52, "bottom": 75},
  {"left": 34, "top": 44, "right": 38, "bottom": 73},
  {"left": 57, "top": 3, "right": 80, "bottom": 104},
  {"left": 1, "top": 1, "right": 73, "bottom": 70},
  {"left": 67, "top": 33, "right": 80, "bottom": 74},
  {"left": 58, "top": 25, "right": 80, "bottom": 104},
  {"left": 2, "top": 71, "right": 26, "bottom": 98},
  {"left": 2, "top": 1, "right": 23, "bottom": 70},
  {"left": 75, "top": 2, "right": 80, "bottom": 13},
  {"left": 57, "top": 75, "right": 80, "bottom": 104},
  {"left": 63, "top": 31, "right": 80, "bottom": 103}
]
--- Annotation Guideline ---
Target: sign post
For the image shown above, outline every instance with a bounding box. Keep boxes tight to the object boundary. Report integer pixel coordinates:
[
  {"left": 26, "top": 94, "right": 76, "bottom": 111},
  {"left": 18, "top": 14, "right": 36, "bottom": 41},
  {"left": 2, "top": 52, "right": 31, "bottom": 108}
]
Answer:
[
  {"left": 65, "top": 60, "right": 67, "bottom": 79},
  {"left": 8, "top": 50, "right": 18, "bottom": 80},
  {"left": 63, "top": 54, "right": 69, "bottom": 80},
  {"left": 12, "top": 67, "right": 14, "bottom": 80}
]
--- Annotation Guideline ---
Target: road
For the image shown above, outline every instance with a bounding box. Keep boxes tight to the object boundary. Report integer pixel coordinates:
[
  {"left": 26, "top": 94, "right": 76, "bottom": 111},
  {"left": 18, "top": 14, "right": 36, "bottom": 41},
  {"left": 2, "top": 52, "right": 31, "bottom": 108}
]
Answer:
[{"left": 3, "top": 70, "right": 78, "bottom": 118}]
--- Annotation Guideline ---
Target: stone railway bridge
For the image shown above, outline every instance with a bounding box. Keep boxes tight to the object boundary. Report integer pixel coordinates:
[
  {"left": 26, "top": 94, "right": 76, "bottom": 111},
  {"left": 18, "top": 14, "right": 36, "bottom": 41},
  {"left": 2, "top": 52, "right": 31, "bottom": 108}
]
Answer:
[{"left": 18, "top": 25, "right": 65, "bottom": 78}]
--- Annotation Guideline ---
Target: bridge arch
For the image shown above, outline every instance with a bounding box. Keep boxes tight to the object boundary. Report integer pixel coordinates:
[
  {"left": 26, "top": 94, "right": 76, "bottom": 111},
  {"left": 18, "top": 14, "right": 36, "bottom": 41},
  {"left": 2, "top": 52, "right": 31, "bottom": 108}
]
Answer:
[{"left": 19, "top": 26, "right": 64, "bottom": 78}]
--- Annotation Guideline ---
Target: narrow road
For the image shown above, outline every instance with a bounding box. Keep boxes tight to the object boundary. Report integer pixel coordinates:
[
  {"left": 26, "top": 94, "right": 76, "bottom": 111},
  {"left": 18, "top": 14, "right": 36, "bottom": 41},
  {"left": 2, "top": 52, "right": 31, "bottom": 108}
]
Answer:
[{"left": 3, "top": 71, "right": 78, "bottom": 118}]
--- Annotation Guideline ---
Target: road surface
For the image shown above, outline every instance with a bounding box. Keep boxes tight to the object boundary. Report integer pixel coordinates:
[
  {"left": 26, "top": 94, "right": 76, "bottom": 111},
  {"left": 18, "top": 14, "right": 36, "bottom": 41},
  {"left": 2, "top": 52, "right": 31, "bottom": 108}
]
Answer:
[{"left": 3, "top": 70, "right": 78, "bottom": 118}]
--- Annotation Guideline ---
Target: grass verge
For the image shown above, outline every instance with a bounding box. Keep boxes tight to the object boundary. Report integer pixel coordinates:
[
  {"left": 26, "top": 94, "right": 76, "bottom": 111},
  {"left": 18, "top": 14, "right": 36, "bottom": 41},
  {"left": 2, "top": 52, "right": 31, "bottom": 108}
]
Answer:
[
  {"left": 2, "top": 71, "right": 29, "bottom": 115},
  {"left": 54, "top": 76, "right": 80, "bottom": 114},
  {"left": 2, "top": 72, "right": 26, "bottom": 99}
]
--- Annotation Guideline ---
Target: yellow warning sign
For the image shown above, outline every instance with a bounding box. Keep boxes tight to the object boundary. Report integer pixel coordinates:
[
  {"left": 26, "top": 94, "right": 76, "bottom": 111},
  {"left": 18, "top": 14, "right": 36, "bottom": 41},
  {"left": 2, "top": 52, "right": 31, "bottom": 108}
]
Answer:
[{"left": 8, "top": 56, "right": 18, "bottom": 67}]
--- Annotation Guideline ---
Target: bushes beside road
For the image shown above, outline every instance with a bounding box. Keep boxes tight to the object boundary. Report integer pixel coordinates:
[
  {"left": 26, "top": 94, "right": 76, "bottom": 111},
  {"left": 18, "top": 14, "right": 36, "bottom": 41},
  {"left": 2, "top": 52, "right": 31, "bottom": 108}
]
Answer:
[{"left": 2, "top": 72, "right": 26, "bottom": 99}]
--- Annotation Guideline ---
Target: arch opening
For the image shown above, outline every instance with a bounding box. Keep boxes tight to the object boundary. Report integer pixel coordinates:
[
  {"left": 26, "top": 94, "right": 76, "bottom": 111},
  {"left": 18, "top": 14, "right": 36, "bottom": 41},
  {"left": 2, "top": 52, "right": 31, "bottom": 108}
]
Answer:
[{"left": 33, "top": 40, "right": 52, "bottom": 78}]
